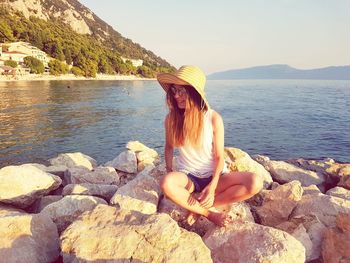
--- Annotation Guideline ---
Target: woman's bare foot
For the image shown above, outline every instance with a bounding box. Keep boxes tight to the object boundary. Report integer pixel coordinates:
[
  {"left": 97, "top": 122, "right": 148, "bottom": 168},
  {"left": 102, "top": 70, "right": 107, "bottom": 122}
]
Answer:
[
  {"left": 207, "top": 210, "right": 233, "bottom": 227},
  {"left": 186, "top": 211, "right": 201, "bottom": 225}
]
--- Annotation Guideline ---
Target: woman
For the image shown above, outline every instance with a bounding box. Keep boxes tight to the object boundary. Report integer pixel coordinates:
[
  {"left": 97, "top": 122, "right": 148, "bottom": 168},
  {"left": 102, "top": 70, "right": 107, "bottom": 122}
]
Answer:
[{"left": 157, "top": 65, "right": 262, "bottom": 227}]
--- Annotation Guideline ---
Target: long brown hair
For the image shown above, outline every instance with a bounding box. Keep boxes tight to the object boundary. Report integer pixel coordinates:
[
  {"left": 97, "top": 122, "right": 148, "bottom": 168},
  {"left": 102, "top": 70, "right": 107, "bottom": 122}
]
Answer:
[{"left": 166, "top": 85, "right": 208, "bottom": 148}]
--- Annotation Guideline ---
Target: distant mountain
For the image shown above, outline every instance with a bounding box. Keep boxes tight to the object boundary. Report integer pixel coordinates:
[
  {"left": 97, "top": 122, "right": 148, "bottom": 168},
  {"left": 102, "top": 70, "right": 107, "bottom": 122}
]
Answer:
[
  {"left": 208, "top": 64, "right": 350, "bottom": 80},
  {"left": 0, "top": 0, "right": 174, "bottom": 77}
]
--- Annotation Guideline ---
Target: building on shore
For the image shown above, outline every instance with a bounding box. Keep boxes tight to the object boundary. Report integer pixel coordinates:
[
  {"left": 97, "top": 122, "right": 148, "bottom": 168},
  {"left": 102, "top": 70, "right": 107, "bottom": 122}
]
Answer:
[
  {"left": 0, "top": 42, "right": 49, "bottom": 68},
  {"left": 121, "top": 57, "right": 143, "bottom": 67}
]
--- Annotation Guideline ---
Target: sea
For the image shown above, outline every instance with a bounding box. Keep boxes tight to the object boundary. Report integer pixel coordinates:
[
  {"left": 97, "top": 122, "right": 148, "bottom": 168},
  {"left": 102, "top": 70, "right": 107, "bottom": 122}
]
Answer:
[{"left": 0, "top": 79, "right": 349, "bottom": 168}]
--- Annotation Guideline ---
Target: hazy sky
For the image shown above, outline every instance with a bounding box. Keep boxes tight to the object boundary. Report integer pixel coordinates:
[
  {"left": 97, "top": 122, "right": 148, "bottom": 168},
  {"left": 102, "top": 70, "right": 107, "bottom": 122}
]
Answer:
[{"left": 80, "top": 0, "right": 350, "bottom": 74}]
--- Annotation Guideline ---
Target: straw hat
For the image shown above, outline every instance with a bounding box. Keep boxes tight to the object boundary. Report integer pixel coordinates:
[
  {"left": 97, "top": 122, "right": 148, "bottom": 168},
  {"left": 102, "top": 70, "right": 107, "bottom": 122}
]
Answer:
[{"left": 157, "top": 65, "right": 209, "bottom": 109}]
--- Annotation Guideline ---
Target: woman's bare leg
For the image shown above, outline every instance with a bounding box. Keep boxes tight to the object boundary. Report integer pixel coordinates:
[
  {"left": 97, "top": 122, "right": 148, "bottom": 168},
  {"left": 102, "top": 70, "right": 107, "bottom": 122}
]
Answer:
[
  {"left": 213, "top": 172, "right": 263, "bottom": 207},
  {"left": 160, "top": 172, "right": 232, "bottom": 226}
]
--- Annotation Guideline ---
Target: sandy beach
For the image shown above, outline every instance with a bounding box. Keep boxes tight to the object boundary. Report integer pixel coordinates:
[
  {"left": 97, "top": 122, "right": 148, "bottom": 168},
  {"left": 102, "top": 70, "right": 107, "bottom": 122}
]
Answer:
[{"left": 0, "top": 73, "right": 155, "bottom": 82}]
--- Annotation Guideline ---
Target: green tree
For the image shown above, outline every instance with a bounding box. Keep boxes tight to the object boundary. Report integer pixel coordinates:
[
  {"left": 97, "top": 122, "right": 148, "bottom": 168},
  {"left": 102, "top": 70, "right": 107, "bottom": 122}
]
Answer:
[
  {"left": 23, "top": 56, "right": 45, "bottom": 74},
  {"left": 48, "top": 59, "right": 69, "bottom": 75},
  {"left": 71, "top": 66, "right": 84, "bottom": 76},
  {"left": 137, "top": 65, "right": 154, "bottom": 78},
  {"left": 4, "top": 60, "right": 18, "bottom": 68}
]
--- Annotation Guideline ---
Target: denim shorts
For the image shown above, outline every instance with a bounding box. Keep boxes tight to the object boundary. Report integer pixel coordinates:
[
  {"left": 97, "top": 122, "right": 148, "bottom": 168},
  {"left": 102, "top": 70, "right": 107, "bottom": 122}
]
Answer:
[{"left": 187, "top": 173, "right": 213, "bottom": 193}]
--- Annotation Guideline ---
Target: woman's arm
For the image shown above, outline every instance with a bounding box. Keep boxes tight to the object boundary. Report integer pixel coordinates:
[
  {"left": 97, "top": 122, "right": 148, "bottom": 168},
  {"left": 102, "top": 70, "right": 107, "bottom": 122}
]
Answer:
[{"left": 164, "top": 114, "right": 174, "bottom": 172}]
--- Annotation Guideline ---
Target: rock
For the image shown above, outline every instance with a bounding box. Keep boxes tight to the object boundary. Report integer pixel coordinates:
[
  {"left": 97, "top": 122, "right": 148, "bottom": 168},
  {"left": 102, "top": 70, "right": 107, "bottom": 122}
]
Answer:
[
  {"left": 339, "top": 174, "right": 350, "bottom": 190},
  {"left": 29, "top": 195, "right": 64, "bottom": 213},
  {"left": 30, "top": 163, "right": 69, "bottom": 182},
  {"left": 303, "top": 184, "right": 322, "bottom": 195},
  {"left": 225, "top": 147, "right": 273, "bottom": 188},
  {"left": 256, "top": 181, "right": 303, "bottom": 226},
  {"left": 0, "top": 164, "right": 62, "bottom": 208},
  {"left": 276, "top": 214, "right": 327, "bottom": 262},
  {"left": 60, "top": 204, "right": 212, "bottom": 262},
  {"left": 292, "top": 193, "right": 350, "bottom": 227},
  {"left": 105, "top": 150, "right": 137, "bottom": 173},
  {"left": 0, "top": 210, "right": 59, "bottom": 263},
  {"left": 267, "top": 160, "right": 326, "bottom": 186},
  {"left": 41, "top": 195, "right": 107, "bottom": 233},
  {"left": 0, "top": 204, "right": 25, "bottom": 217},
  {"left": 270, "top": 181, "right": 280, "bottom": 190},
  {"left": 49, "top": 152, "right": 97, "bottom": 170},
  {"left": 110, "top": 165, "right": 160, "bottom": 214},
  {"left": 203, "top": 221, "right": 305, "bottom": 263},
  {"left": 251, "top": 154, "right": 271, "bottom": 169},
  {"left": 126, "top": 141, "right": 158, "bottom": 158},
  {"left": 322, "top": 213, "right": 350, "bottom": 263},
  {"left": 326, "top": 186, "right": 350, "bottom": 201},
  {"left": 68, "top": 166, "right": 120, "bottom": 185},
  {"left": 62, "top": 183, "right": 118, "bottom": 201}
]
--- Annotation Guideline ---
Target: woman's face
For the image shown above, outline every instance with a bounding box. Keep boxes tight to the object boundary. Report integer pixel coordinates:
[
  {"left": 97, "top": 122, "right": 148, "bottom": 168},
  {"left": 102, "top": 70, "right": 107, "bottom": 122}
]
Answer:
[{"left": 170, "top": 84, "right": 188, "bottom": 109}]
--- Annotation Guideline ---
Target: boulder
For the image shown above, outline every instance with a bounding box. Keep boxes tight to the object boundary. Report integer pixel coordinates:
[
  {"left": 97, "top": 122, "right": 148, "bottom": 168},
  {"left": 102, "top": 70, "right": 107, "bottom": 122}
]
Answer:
[
  {"left": 0, "top": 204, "right": 25, "bottom": 217},
  {"left": 292, "top": 193, "right": 350, "bottom": 227},
  {"left": 49, "top": 152, "right": 97, "bottom": 170},
  {"left": 126, "top": 141, "right": 159, "bottom": 171},
  {"left": 68, "top": 166, "right": 120, "bottom": 185},
  {"left": 326, "top": 186, "right": 350, "bottom": 201},
  {"left": 41, "top": 195, "right": 107, "bottom": 232},
  {"left": 257, "top": 180, "right": 303, "bottom": 226},
  {"left": 322, "top": 213, "right": 350, "bottom": 263},
  {"left": 266, "top": 160, "right": 326, "bottom": 186},
  {"left": 105, "top": 150, "right": 137, "bottom": 173},
  {"left": 60, "top": 204, "right": 212, "bottom": 263},
  {"left": 29, "top": 195, "right": 64, "bottom": 213},
  {"left": 62, "top": 183, "right": 118, "bottom": 201},
  {"left": 224, "top": 147, "right": 273, "bottom": 188},
  {"left": 0, "top": 210, "right": 59, "bottom": 263},
  {"left": 203, "top": 221, "right": 305, "bottom": 263},
  {"left": 276, "top": 214, "right": 327, "bottom": 262},
  {"left": 110, "top": 165, "right": 160, "bottom": 214},
  {"left": 0, "top": 164, "right": 62, "bottom": 208},
  {"left": 303, "top": 184, "right": 322, "bottom": 195}
]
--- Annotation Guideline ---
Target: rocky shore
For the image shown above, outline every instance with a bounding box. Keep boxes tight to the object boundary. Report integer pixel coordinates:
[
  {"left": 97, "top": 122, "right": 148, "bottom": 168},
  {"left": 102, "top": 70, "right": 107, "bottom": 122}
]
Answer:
[
  {"left": 0, "top": 73, "right": 154, "bottom": 82},
  {"left": 0, "top": 141, "right": 349, "bottom": 262}
]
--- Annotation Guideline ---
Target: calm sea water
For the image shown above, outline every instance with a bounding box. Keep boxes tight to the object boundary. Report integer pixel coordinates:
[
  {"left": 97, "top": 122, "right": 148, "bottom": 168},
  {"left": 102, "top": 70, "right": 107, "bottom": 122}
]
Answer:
[{"left": 0, "top": 79, "right": 349, "bottom": 167}]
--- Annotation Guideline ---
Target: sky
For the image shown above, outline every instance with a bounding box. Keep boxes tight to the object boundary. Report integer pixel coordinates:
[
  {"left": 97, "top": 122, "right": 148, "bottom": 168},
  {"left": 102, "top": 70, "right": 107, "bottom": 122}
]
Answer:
[{"left": 80, "top": 0, "right": 350, "bottom": 74}]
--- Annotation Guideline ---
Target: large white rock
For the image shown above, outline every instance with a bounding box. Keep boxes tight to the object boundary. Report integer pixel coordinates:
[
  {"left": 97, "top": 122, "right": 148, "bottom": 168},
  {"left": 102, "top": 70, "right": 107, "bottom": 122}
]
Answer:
[
  {"left": 224, "top": 147, "right": 273, "bottom": 188},
  {"left": 276, "top": 214, "right": 327, "bottom": 262},
  {"left": 68, "top": 166, "right": 120, "bottom": 185},
  {"left": 105, "top": 150, "right": 137, "bottom": 173},
  {"left": 257, "top": 180, "right": 303, "bottom": 226},
  {"left": 126, "top": 141, "right": 158, "bottom": 158},
  {"left": 110, "top": 165, "right": 160, "bottom": 214},
  {"left": 41, "top": 195, "right": 107, "bottom": 232},
  {"left": 0, "top": 209, "right": 59, "bottom": 263},
  {"left": 292, "top": 193, "right": 350, "bottom": 227},
  {"left": 203, "top": 221, "right": 305, "bottom": 263},
  {"left": 60, "top": 204, "right": 212, "bottom": 263},
  {"left": 49, "top": 152, "right": 97, "bottom": 170},
  {"left": 0, "top": 164, "right": 62, "bottom": 208},
  {"left": 62, "top": 183, "right": 118, "bottom": 200},
  {"left": 326, "top": 186, "right": 350, "bottom": 201},
  {"left": 267, "top": 160, "right": 326, "bottom": 186}
]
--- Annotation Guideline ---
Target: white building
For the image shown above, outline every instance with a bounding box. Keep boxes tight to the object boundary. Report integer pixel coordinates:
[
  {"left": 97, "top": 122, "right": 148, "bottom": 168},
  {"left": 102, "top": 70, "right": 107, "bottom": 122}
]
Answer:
[
  {"left": 0, "top": 42, "right": 49, "bottom": 67},
  {"left": 121, "top": 56, "right": 143, "bottom": 67}
]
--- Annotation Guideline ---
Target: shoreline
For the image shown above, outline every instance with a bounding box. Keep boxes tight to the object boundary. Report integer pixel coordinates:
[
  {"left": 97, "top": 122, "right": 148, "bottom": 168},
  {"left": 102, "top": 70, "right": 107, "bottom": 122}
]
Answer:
[{"left": 0, "top": 73, "right": 155, "bottom": 82}]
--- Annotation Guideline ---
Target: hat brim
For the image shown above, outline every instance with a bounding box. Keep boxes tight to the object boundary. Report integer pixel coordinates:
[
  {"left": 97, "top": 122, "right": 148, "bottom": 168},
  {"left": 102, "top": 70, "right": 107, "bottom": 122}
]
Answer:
[
  {"left": 157, "top": 73, "right": 191, "bottom": 92},
  {"left": 157, "top": 73, "right": 210, "bottom": 109}
]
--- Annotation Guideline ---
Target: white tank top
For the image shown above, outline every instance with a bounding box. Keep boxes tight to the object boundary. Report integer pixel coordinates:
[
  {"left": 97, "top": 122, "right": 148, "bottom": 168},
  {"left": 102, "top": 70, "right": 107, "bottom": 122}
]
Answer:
[{"left": 177, "top": 109, "right": 228, "bottom": 178}]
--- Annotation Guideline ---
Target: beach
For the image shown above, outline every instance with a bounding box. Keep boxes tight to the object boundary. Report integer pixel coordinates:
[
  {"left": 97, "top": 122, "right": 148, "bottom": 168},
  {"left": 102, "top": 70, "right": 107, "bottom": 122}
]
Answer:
[{"left": 0, "top": 73, "right": 155, "bottom": 82}]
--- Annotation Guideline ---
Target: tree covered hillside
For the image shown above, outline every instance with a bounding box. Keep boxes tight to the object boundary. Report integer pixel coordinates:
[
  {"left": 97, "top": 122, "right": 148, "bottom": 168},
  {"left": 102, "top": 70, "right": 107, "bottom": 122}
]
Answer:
[{"left": 0, "top": 7, "right": 174, "bottom": 77}]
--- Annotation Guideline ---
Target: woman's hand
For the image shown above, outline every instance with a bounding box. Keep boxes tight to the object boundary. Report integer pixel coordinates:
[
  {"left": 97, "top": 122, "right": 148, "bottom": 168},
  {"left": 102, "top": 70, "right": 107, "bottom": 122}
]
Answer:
[{"left": 198, "top": 184, "right": 216, "bottom": 208}]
